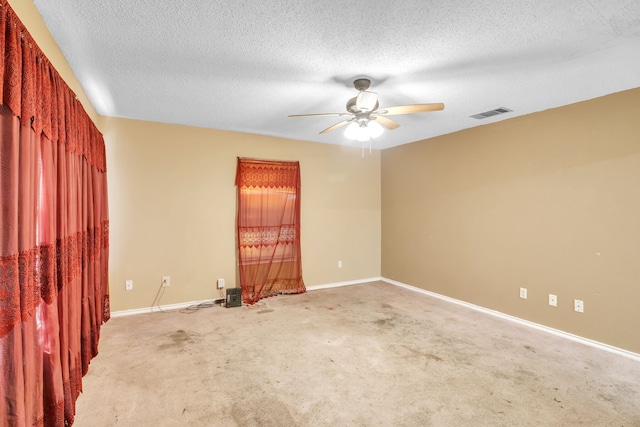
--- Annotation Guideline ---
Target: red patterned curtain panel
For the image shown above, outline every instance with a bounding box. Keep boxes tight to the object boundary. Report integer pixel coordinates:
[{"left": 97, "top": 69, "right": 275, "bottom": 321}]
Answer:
[
  {"left": 0, "top": 2, "right": 109, "bottom": 426},
  {"left": 236, "top": 158, "right": 305, "bottom": 304}
]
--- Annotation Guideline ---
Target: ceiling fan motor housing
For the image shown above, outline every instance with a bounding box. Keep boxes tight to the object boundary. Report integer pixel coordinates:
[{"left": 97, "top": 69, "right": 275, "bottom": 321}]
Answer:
[
  {"left": 346, "top": 96, "right": 380, "bottom": 115},
  {"left": 346, "top": 97, "right": 359, "bottom": 113},
  {"left": 353, "top": 78, "right": 371, "bottom": 91}
]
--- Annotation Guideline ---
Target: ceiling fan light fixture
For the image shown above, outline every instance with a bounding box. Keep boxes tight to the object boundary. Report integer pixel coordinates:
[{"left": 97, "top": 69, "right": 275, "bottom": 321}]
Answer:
[
  {"left": 344, "top": 121, "right": 382, "bottom": 141},
  {"left": 344, "top": 121, "right": 361, "bottom": 140},
  {"left": 356, "top": 131, "right": 371, "bottom": 142},
  {"left": 367, "top": 120, "right": 383, "bottom": 138}
]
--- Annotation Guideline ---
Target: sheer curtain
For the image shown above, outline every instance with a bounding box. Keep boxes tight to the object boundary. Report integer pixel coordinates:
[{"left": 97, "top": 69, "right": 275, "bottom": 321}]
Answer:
[
  {"left": 236, "top": 158, "right": 305, "bottom": 304},
  {"left": 0, "top": 2, "right": 109, "bottom": 425}
]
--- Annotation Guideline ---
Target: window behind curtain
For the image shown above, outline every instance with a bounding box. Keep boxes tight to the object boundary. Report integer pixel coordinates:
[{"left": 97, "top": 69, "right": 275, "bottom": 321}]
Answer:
[{"left": 236, "top": 158, "right": 306, "bottom": 304}]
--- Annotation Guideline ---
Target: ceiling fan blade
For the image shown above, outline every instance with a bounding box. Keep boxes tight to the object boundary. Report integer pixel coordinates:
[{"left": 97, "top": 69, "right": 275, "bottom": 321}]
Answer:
[
  {"left": 288, "top": 112, "right": 350, "bottom": 118},
  {"left": 373, "top": 116, "right": 400, "bottom": 130},
  {"left": 319, "top": 119, "right": 353, "bottom": 134},
  {"left": 377, "top": 103, "right": 444, "bottom": 115}
]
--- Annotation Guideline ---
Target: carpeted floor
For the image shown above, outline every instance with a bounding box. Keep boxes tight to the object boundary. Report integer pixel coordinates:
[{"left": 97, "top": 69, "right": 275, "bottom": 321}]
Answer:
[{"left": 74, "top": 281, "right": 640, "bottom": 426}]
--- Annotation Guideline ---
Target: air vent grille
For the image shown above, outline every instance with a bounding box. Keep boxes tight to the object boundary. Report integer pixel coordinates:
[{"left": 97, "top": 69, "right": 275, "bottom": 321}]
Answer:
[{"left": 470, "top": 107, "right": 512, "bottom": 120}]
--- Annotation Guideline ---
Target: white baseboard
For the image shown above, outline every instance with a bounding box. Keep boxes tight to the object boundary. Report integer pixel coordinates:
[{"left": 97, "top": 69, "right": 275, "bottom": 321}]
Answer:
[
  {"left": 110, "top": 299, "right": 215, "bottom": 318},
  {"left": 306, "top": 277, "right": 383, "bottom": 291},
  {"left": 381, "top": 277, "right": 640, "bottom": 363}
]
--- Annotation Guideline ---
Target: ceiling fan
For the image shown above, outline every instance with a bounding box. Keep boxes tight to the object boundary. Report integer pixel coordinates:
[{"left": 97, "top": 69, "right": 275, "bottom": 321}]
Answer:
[{"left": 288, "top": 78, "right": 444, "bottom": 140}]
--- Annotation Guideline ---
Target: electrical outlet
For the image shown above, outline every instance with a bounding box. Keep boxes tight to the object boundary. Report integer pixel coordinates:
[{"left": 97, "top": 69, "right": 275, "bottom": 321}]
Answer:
[
  {"left": 519, "top": 287, "right": 527, "bottom": 299},
  {"left": 574, "top": 299, "right": 584, "bottom": 313},
  {"left": 338, "top": 260, "right": 342, "bottom": 268},
  {"left": 125, "top": 280, "right": 133, "bottom": 291},
  {"left": 217, "top": 278, "right": 225, "bottom": 289},
  {"left": 162, "top": 276, "right": 170, "bottom": 287},
  {"left": 549, "top": 294, "right": 557, "bottom": 307}
]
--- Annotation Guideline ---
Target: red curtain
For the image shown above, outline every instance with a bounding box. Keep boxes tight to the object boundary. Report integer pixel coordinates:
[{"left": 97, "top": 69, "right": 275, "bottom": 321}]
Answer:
[
  {"left": 0, "top": 2, "right": 109, "bottom": 425},
  {"left": 236, "top": 158, "right": 305, "bottom": 304}
]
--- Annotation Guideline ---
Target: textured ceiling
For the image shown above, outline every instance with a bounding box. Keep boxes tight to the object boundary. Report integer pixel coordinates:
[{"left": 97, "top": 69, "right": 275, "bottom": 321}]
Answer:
[{"left": 33, "top": 0, "right": 640, "bottom": 149}]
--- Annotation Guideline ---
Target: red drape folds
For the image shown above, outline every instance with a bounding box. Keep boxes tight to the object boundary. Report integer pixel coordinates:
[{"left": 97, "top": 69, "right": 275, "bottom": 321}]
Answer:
[
  {"left": 0, "top": 1, "right": 109, "bottom": 426},
  {"left": 236, "top": 158, "right": 305, "bottom": 304}
]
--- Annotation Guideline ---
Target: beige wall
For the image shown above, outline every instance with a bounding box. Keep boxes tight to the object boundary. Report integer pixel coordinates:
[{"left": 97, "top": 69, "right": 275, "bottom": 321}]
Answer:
[
  {"left": 104, "top": 117, "right": 381, "bottom": 311},
  {"left": 382, "top": 88, "right": 640, "bottom": 353}
]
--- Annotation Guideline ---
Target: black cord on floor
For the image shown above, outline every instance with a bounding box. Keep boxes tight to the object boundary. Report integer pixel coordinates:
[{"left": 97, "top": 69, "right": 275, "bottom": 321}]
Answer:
[{"left": 179, "top": 301, "right": 219, "bottom": 314}]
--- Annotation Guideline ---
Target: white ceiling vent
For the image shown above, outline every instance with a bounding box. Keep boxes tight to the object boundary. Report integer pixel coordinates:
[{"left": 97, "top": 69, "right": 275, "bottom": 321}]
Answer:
[{"left": 470, "top": 107, "right": 512, "bottom": 119}]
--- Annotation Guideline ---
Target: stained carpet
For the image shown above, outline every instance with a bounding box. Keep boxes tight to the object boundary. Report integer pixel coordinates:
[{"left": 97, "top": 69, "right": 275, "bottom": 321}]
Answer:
[{"left": 74, "top": 281, "right": 640, "bottom": 426}]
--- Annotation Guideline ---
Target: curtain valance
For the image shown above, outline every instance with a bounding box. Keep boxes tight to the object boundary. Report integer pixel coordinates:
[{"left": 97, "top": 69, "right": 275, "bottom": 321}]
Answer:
[
  {"left": 0, "top": 0, "right": 106, "bottom": 171},
  {"left": 236, "top": 158, "right": 301, "bottom": 190}
]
